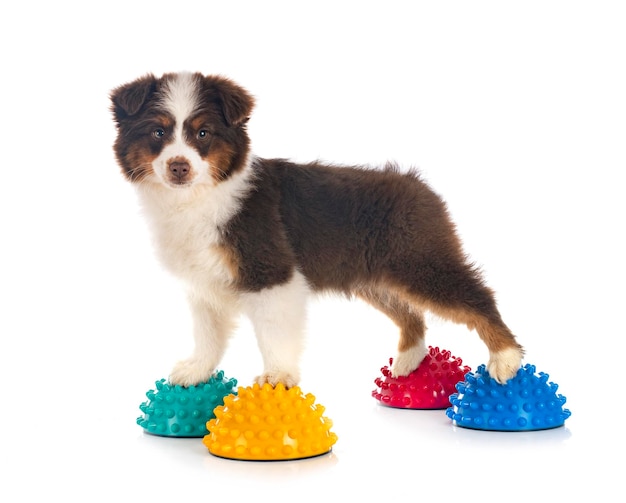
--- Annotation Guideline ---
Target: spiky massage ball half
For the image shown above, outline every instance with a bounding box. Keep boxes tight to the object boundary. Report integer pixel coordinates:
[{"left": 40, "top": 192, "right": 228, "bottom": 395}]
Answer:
[
  {"left": 137, "top": 371, "right": 238, "bottom": 437},
  {"left": 204, "top": 383, "right": 338, "bottom": 461},
  {"left": 446, "top": 363, "right": 571, "bottom": 431},
  {"left": 373, "top": 346, "right": 471, "bottom": 409}
]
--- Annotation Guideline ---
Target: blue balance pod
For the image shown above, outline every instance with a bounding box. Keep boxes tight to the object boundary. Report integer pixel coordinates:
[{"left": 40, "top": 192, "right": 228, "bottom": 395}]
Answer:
[
  {"left": 137, "top": 371, "right": 237, "bottom": 437},
  {"left": 446, "top": 363, "right": 571, "bottom": 431}
]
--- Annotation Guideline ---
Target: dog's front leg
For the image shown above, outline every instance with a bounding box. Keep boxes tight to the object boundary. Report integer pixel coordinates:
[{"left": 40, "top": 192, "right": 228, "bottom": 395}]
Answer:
[
  {"left": 169, "top": 290, "right": 238, "bottom": 387},
  {"left": 242, "top": 273, "right": 309, "bottom": 389}
]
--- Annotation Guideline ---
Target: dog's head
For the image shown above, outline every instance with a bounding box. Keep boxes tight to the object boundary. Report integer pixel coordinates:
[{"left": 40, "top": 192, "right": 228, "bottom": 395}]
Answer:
[{"left": 110, "top": 72, "right": 254, "bottom": 188}]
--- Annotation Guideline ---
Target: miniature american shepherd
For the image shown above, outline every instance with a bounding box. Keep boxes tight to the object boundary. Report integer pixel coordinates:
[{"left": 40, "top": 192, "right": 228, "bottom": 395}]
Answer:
[{"left": 110, "top": 72, "right": 523, "bottom": 388}]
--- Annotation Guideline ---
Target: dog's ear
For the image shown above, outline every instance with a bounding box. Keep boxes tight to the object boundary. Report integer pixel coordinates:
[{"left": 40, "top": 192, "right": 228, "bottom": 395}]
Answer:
[
  {"left": 207, "top": 76, "right": 255, "bottom": 127},
  {"left": 110, "top": 74, "right": 158, "bottom": 120}
]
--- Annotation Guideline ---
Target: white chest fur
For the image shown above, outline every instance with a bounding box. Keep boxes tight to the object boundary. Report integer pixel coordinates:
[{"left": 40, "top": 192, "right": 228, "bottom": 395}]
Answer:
[{"left": 137, "top": 170, "right": 251, "bottom": 294}]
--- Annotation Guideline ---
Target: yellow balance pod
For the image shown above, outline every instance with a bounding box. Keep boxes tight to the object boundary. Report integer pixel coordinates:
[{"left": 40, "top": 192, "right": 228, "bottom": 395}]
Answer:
[{"left": 204, "top": 382, "right": 337, "bottom": 461}]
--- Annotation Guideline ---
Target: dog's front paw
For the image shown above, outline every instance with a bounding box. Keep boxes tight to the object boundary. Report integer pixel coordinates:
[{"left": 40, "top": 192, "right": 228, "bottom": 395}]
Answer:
[
  {"left": 169, "top": 358, "right": 214, "bottom": 387},
  {"left": 487, "top": 346, "right": 523, "bottom": 384},
  {"left": 255, "top": 371, "right": 300, "bottom": 389}
]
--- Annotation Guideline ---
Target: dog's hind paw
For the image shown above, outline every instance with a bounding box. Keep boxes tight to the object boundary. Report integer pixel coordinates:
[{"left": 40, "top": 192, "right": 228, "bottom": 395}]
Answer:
[
  {"left": 487, "top": 346, "right": 524, "bottom": 384},
  {"left": 390, "top": 344, "right": 428, "bottom": 377},
  {"left": 169, "top": 358, "right": 214, "bottom": 387},
  {"left": 255, "top": 371, "right": 300, "bottom": 389}
]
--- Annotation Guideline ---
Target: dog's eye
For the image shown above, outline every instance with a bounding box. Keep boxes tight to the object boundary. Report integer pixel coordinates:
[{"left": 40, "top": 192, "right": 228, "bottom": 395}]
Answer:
[
  {"left": 153, "top": 128, "right": 166, "bottom": 139},
  {"left": 197, "top": 129, "right": 210, "bottom": 140}
]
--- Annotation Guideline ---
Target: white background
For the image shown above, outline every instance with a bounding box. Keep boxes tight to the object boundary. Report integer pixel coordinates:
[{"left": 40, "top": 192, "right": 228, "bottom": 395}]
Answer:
[{"left": 1, "top": 1, "right": 624, "bottom": 501}]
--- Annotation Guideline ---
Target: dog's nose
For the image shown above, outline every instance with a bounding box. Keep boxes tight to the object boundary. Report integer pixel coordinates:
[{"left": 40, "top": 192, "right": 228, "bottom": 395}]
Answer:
[{"left": 169, "top": 161, "right": 190, "bottom": 179}]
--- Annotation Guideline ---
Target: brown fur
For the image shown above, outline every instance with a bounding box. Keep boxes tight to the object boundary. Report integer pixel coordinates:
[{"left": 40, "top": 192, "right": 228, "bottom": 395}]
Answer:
[{"left": 222, "top": 158, "right": 522, "bottom": 357}]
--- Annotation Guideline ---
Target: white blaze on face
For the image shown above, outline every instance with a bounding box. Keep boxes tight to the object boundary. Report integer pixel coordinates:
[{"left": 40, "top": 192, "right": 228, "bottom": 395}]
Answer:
[{"left": 153, "top": 72, "right": 213, "bottom": 187}]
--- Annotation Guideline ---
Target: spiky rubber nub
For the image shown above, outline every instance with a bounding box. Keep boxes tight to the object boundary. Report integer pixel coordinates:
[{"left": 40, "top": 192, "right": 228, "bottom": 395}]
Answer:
[
  {"left": 137, "top": 371, "right": 238, "bottom": 437},
  {"left": 204, "top": 382, "right": 338, "bottom": 461},
  {"left": 373, "top": 346, "right": 471, "bottom": 409},
  {"left": 446, "top": 363, "right": 571, "bottom": 431}
]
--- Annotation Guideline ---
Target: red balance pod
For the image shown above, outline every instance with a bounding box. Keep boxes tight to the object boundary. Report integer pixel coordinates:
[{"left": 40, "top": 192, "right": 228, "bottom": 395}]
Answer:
[{"left": 373, "top": 346, "right": 470, "bottom": 409}]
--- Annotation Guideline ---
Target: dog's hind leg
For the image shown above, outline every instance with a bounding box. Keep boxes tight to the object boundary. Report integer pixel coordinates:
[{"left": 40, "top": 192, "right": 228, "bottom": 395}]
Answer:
[
  {"left": 396, "top": 263, "right": 523, "bottom": 384},
  {"left": 356, "top": 286, "right": 428, "bottom": 377},
  {"left": 242, "top": 271, "right": 310, "bottom": 388}
]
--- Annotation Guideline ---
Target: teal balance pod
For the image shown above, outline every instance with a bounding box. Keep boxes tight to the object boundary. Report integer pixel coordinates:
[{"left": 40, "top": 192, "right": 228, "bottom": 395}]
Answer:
[{"left": 137, "top": 371, "right": 237, "bottom": 437}]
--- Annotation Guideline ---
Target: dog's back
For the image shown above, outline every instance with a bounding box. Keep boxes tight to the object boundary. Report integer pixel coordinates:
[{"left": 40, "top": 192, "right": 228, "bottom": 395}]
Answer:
[{"left": 224, "top": 158, "right": 461, "bottom": 295}]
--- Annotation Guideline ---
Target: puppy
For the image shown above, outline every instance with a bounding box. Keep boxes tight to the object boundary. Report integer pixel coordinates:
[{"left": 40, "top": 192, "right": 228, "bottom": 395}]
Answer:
[{"left": 110, "top": 71, "right": 523, "bottom": 388}]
